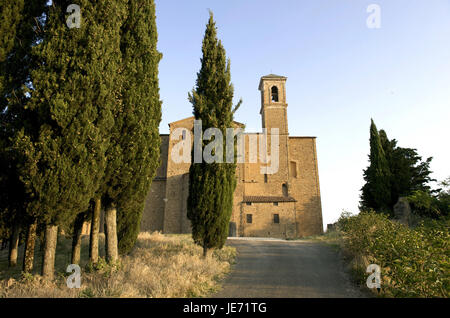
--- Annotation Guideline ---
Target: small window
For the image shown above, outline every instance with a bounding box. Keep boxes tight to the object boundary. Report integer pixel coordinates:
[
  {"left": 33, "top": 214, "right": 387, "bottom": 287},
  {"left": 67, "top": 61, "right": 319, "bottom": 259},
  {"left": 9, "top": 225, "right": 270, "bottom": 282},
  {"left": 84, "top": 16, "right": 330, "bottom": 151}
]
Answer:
[
  {"left": 273, "top": 214, "right": 280, "bottom": 224},
  {"left": 246, "top": 214, "right": 253, "bottom": 223},
  {"left": 264, "top": 174, "right": 268, "bottom": 183},
  {"left": 273, "top": 202, "right": 278, "bottom": 206},
  {"left": 182, "top": 130, "right": 187, "bottom": 140},
  {"left": 271, "top": 86, "right": 279, "bottom": 102},
  {"left": 290, "top": 161, "right": 297, "bottom": 178},
  {"left": 282, "top": 183, "right": 288, "bottom": 197},
  {"left": 246, "top": 202, "right": 252, "bottom": 206}
]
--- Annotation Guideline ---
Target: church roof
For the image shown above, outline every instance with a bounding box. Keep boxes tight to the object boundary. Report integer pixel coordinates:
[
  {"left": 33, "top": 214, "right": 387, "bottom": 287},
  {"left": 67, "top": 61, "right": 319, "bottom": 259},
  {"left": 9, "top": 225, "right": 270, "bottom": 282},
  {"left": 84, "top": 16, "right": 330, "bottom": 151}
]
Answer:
[
  {"left": 261, "top": 74, "right": 287, "bottom": 79},
  {"left": 168, "top": 116, "right": 245, "bottom": 128},
  {"left": 243, "top": 196, "right": 297, "bottom": 203},
  {"left": 259, "top": 74, "right": 287, "bottom": 90}
]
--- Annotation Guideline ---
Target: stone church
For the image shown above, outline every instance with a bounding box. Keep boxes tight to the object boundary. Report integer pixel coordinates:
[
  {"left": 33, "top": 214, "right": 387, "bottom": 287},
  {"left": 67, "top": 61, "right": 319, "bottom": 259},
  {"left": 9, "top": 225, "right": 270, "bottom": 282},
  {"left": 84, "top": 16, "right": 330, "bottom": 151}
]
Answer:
[{"left": 140, "top": 74, "right": 323, "bottom": 238}]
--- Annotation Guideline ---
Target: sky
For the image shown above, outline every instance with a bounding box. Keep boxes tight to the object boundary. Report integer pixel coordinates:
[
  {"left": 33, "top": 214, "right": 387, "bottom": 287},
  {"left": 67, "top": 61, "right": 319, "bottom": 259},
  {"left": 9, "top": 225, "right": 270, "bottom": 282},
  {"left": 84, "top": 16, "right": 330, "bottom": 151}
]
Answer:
[{"left": 153, "top": 0, "right": 450, "bottom": 229}]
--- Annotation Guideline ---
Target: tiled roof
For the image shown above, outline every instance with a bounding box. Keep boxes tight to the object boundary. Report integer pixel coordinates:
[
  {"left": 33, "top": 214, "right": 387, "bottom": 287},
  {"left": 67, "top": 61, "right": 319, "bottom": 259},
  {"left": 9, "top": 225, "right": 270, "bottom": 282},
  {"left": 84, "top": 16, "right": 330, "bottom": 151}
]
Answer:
[{"left": 243, "top": 196, "right": 296, "bottom": 203}]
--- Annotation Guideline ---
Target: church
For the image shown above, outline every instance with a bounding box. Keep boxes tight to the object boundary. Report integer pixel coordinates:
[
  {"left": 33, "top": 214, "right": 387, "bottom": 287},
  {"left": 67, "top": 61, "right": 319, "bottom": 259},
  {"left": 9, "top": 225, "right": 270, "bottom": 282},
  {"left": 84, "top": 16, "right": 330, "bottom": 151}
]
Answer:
[{"left": 140, "top": 74, "right": 323, "bottom": 238}]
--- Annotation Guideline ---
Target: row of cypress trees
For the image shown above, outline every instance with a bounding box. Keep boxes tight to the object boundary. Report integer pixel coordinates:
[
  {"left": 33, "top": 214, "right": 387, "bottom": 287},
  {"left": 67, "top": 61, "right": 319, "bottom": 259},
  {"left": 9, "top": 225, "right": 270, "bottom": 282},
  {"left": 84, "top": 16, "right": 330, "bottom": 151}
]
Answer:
[{"left": 0, "top": 0, "right": 162, "bottom": 278}]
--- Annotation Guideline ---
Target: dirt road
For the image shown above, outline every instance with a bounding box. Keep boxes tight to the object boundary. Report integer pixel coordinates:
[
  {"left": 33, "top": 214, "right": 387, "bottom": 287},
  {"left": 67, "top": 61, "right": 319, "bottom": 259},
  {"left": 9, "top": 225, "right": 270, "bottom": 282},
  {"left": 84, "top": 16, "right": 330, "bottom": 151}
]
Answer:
[{"left": 213, "top": 238, "right": 367, "bottom": 298}]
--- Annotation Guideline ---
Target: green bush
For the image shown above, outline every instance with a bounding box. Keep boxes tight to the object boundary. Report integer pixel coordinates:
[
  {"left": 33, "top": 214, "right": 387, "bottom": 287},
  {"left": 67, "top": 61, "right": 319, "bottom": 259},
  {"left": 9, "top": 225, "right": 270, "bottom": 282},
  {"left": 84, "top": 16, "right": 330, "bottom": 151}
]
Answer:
[
  {"left": 407, "top": 178, "right": 450, "bottom": 219},
  {"left": 408, "top": 190, "right": 449, "bottom": 219},
  {"left": 337, "top": 211, "right": 449, "bottom": 297}
]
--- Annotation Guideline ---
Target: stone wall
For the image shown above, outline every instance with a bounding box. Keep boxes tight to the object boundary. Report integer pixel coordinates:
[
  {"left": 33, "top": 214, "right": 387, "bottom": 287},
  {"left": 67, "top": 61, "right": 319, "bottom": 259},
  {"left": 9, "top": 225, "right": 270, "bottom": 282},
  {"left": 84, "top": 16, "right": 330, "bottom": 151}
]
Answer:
[
  {"left": 141, "top": 135, "right": 169, "bottom": 232},
  {"left": 288, "top": 137, "right": 323, "bottom": 237},
  {"left": 240, "top": 201, "right": 297, "bottom": 238}
]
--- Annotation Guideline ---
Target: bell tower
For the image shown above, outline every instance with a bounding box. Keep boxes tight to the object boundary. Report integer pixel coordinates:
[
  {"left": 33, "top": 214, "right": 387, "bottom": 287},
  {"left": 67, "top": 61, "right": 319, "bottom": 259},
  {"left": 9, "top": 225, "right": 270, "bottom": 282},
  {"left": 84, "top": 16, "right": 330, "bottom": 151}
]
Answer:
[
  {"left": 258, "top": 74, "right": 290, "bottom": 184},
  {"left": 259, "top": 74, "right": 288, "bottom": 135}
]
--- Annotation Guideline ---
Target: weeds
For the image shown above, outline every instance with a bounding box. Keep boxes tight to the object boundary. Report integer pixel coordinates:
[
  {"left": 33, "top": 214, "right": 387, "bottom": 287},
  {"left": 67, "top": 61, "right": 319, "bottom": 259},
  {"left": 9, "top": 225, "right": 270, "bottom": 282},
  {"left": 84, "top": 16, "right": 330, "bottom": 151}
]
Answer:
[{"left": 334, "top": 212, "right": 449, "bottom": 297}]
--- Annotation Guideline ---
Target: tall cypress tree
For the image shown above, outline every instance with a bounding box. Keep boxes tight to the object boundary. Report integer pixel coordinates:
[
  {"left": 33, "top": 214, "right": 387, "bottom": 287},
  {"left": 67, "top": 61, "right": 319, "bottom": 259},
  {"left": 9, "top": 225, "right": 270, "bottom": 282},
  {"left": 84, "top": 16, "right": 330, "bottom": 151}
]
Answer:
[
  {"left": 100, "top": 0, "right": 162, "bottom": 257},
  {"left": 12, "top": 0, "right": 125, "bottom": 278},
  {"left": 187, "top": 13, "right": 241, "bottom": 257},
  {"left": 360, "top": 119, "right": 392, "bottom": 214},
  {"left": 0, "top": 0, "right": 47, "bottom": 268}
]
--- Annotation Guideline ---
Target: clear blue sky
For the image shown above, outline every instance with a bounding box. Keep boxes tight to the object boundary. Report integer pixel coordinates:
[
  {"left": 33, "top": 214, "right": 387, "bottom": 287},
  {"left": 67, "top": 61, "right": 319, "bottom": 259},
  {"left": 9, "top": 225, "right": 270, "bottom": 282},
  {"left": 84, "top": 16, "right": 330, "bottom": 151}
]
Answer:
[{"left": 154, "top": 0, "right": 450, "bottom": 228}]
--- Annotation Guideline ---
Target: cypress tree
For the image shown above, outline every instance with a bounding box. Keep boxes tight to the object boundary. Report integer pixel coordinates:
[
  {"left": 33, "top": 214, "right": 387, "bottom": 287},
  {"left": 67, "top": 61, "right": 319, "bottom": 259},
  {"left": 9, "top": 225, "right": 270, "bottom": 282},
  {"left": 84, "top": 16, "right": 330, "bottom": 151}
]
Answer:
[
  {"left": 101, "top": 0, "right": 162, "bottom": 257},
  {"left": 0, "top": 0, "right": 47, "bottom": 268},
  {"left": 187, "top": 13, "right": 241, "bottom": 257},
  {"left": 12, "top": 0, "right": 125, "bottom": 278},
  {"left": 360, "top": 119, "right": 391, "bottom": 214}
]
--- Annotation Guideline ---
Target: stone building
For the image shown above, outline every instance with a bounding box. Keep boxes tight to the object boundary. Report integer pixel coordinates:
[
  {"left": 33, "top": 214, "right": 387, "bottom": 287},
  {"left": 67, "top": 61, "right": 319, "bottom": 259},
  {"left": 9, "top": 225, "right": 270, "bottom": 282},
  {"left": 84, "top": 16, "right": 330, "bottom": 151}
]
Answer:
[{"left": 141, "top": 74, "right": 323, "bottom": 238}]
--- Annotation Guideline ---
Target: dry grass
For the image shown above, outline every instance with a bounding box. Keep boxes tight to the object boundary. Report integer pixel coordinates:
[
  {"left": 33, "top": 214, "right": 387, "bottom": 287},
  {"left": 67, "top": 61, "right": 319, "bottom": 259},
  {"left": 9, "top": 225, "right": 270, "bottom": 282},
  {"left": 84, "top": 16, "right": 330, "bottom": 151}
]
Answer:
[{"left": 0, "top": 232, "right": 236, "bottom": 298}]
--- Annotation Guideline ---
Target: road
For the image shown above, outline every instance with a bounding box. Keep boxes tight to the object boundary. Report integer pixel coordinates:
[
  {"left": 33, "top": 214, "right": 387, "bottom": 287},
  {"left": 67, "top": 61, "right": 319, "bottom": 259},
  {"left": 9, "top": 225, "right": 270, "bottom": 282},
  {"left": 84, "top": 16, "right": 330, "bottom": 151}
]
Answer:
[{"left": 213, "top": 238, "right": 367, "bottom": 298}]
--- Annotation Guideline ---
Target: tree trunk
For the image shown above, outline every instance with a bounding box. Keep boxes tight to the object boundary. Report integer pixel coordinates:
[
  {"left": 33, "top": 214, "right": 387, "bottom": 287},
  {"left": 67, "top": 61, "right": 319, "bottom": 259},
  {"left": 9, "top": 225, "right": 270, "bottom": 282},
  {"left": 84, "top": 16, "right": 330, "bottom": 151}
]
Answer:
[
  {"left": 71, "top": 214, "right": 84, "bottom": 265},
  {"left": 105, "top": 203, "right": 118, "bottom": 263},
  {"left": 42, "top": 224, "right": 58, "bottom": 279},
  {"left": 203, "top": 245, "right": 210, "bottom": 258},
  {"left": 8, "top": 223, "right": 20, "bottom": 267},
  {"left": 23, "top": 221, "right": 37, "bottom": 273},
  {"left": 89, "top": 198, "right": 101, "bottom": 264}
]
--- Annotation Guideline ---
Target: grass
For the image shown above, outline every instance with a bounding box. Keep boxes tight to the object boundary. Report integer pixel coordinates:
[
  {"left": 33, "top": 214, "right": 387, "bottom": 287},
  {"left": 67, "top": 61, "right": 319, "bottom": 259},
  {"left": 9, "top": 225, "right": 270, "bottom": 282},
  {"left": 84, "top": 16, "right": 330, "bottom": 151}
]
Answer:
[{"left": 0, "top": 232, "right": 236, "bottom": 298}]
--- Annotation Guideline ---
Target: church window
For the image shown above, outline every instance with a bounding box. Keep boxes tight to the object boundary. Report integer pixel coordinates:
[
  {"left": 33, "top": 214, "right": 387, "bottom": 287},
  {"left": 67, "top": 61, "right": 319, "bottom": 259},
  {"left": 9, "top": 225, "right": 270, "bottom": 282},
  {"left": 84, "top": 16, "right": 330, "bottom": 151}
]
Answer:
[
  {"left": 282, "top": 183, "right": 288, "bottom": 197},
  {"left": 246, "top": 202, "right": 252, "bottom": 206},
  {"left": 182, "top": 129, "right": 187, "bottom": 140},
  {"left": 271, "top": 86, "right": 279, "bottom": 102},
  {"left": 273, "top": 202, "right": 278, "bottom": 206},
  {"left": 246, "top": 214, "right": 253, "bottom": 223},
  {"left": 273, "top": 214, "right": 280, "bottom": 224},
  {"left": 264, "top": 174, "right": 268, "bottom": 183},
  {"left": 290, "top": 161, "right": 297, "bottom": 178}
]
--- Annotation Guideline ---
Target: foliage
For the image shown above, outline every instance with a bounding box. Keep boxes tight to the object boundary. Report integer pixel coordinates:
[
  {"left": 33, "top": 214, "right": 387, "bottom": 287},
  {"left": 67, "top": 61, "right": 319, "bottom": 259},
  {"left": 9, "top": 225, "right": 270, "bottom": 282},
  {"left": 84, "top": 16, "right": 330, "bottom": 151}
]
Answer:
[
  {"left": 117, "top": 200, "right": 145, "bottom": 255},
  {"left": 408, "top": 177, "right": 450, "bottom": 219},
  {"left": 0, "top": 0, "right": 47, "bottom": 241},
  {"left": 337, "top": 211, "right": 449, "bottom": 297},
  {"left": 0, "top": 0, "right": 163, "bottom": 269},
  {"left": 111, "top": 0, "right": 162, "bottom": 255},
  {"left": 11, "top": 0, "right": 125, "bottom": 232},
  {"left": 360, "top": 120, "right": 435, "bottom": 215},
  {"left": 360, "top": 120, "right": 391, "bottom": 214},
  {"left": 187, "top": 12, "right": 241, "bottom": 253}
]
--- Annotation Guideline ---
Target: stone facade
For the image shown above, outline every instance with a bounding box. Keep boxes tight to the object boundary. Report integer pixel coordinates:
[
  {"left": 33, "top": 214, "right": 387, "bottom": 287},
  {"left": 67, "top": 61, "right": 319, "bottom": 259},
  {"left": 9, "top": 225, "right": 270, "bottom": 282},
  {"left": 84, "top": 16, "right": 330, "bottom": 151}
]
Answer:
[{"left": 141, "top": 74, "right": 323, "bottom": 238}]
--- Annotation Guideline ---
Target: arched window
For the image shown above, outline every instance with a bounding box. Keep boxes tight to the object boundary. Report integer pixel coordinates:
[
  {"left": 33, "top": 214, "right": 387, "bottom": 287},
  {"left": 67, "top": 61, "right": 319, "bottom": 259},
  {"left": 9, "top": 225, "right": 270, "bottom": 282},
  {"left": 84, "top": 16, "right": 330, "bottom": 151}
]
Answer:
[{"left": 271, "top": 86, "right": 279, "bottom": 102}]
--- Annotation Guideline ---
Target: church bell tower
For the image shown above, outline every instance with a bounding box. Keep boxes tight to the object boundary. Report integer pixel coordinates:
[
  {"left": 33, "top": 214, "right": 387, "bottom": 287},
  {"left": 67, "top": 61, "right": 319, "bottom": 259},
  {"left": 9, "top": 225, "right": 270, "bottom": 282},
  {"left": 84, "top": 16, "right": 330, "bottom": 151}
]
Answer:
[
  {"left": 258, "top": 74, "right": 290, "bottom": 183},
  {"left": 259, "top": 74, "right": 288, "bottom": 135}
]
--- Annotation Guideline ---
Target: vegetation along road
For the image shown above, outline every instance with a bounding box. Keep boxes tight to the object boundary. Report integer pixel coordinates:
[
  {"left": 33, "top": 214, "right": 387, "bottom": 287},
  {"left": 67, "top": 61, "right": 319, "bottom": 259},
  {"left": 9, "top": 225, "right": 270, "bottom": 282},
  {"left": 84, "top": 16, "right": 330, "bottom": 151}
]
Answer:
[{"left": 213, "top": 238, "right": 367, "bottom": 298}]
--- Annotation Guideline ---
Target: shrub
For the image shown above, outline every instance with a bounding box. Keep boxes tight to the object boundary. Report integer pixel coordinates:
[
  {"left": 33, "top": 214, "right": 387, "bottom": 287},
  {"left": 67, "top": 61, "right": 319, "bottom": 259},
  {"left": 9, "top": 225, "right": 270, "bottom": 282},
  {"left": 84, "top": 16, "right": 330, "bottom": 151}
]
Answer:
[{"left": 337, "top": 211, "right": 449, "bottom": 297}]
